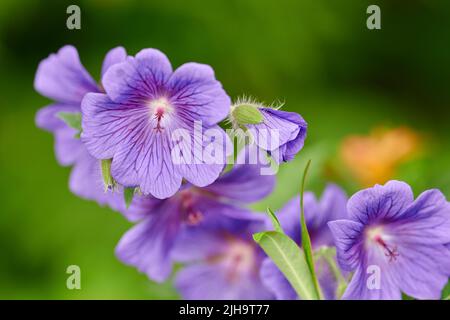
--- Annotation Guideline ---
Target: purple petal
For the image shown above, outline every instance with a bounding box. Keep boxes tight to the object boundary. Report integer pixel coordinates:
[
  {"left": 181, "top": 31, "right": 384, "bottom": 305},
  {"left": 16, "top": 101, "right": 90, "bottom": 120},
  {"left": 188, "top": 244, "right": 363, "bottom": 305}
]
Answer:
[
  {"left": 171, "top": 227, "right": 229, "bottom": 263},
  {"left": 36, "top": 104, "right": 84, "bottom": 166},
  {"left": 249, "top": 109, "right": 300, "bottom": 152},
  {"left": 203, "top": 158, "right": 276, "bottom": 204},
  {"left": 69, "top": 149, "right": 108, "bottom": 203},
  {"left": 260, "top": 258, "right": 297, "bottom": 300},
  {"left": 328, "top": 220, "right": 365, "bottom": 272},
  {"left": 101, "top": 46, "right": 127, "bottom": 77},
  {"left": 81, "top": 93, "right": 136, "bottom": 159},
  {"left": 175, "top": 263, "right": 273, "bottom": 300},
  {"left": 115, "top": 200, "right": 181, "bottom": 282},
  {"left": 174, "top": 124, "right": 228, "bottom": 188},
  {"left": 310, "top": 184, "right": 348, "bottom": 246},
  {"left": 342, "top": 266, "right": 401, "bottom": 300},
  {"left": 168, "top": 63, "right": 231, "bottom": 126},
  {"left": 273, "top": 196, "right": 303, "bottom": 243},
  {"left": 389, "top": 243, "right": 450, "bottom": 299},
  {"left": 102, "top": 48, "right": 173, "bottom": 102},
  {"left": 347, "top": 180, "right": 414, "bottom": 224},
  {"left": 34, "top": 45, "right": 98, "bottom": 104},
  {"left": 248, "top": 108, "right": 307, "bottom": 163},
  {"left": 35, "top": 104, "right": 79, "bottom": 131},
  {"left": 392, "top": 189, "right": 450, "bottom": 243},
  {"left": 69, "top": 148, "right": 157, "bottom": 221},
  {"left": 111, "top": 132, "right": 182, "bottom": 199},
  {"left": 54, "top": 127, "right": 84, "bottom": 166}
]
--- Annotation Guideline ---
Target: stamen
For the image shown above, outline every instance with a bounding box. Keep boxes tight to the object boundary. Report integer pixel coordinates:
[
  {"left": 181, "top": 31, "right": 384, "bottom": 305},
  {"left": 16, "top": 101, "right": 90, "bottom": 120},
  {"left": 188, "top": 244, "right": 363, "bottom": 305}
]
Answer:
[
  {"left": 186, "top": 210, "right": 203, "bottom": 225},
  {"left": 148, "top": 97, "right": 173, "bottom": 132},
  {"left": 154, "top": 107, "right": 165, "bottom": 132},
  {"left": 224, "top": 239, "right": 256, "bottom": 282},
  {"left": 374, "top": 235, "right": 399, "bottom": 262},
  {"left": 180, "top": 191, "right": 203, "bottom": 225}
]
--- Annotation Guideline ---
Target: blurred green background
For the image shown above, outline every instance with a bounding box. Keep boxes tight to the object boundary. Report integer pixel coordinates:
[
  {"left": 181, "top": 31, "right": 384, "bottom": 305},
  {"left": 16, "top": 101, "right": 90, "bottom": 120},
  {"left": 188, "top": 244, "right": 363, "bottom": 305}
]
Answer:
[{"left": 0, "top": 0, "right": 449, "bottom": 299}]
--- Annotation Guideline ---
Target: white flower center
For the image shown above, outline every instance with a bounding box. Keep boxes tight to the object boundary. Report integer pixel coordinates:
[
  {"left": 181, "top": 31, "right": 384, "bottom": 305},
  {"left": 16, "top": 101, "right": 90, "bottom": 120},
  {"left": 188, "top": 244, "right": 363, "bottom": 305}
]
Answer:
[
  {"left": 148, "top": 97, "right": 174, "bottom": 131},
  {"left": 222, "top": 239, "right": 257, "bottom": 281},
  {"left": 365, "top": 226, "right": 399, "bottom": 262}
]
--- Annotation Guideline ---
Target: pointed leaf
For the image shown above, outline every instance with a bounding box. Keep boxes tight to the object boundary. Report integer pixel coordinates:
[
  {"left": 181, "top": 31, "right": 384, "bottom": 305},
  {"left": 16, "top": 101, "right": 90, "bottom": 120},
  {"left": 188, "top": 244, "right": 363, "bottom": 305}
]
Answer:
[
  {"left": 253, "top": 230, "right": 319, "bottom": 300},
  {"left": 266, "top": 207, "right": 283, "bottom": 233}
]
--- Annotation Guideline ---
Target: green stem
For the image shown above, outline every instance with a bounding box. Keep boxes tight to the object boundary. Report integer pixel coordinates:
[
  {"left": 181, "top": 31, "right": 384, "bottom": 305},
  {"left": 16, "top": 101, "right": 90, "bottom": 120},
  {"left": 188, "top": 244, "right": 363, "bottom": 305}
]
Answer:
[{"left": 300, "top": 160, "right": 324, "bottom": 300}]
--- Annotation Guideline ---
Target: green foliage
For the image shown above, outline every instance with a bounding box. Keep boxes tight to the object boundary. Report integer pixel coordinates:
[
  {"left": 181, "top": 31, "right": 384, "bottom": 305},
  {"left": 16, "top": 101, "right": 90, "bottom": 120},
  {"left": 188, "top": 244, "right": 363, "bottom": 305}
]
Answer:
[
  {"left": 266, "top": 207, "right": 283, "bottom": 233},
  {"left": 253, "top": 231, "right": 319, "bottom": 300},
  {"left": 299, "top": 160, "right": 323, "bottom": 299}
]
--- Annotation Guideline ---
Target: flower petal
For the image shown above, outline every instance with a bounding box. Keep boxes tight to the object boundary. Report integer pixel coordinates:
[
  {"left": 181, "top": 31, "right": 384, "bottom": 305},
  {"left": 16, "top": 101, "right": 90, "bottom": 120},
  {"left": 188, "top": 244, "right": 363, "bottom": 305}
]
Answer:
[
  {"left": 392, "top": 189, "right": 450, "bottom": 244},
  {"left": 102, "top": 48, "right": 173, "bottom": 102},
  {"left": 260, "top": 258, "right": 297, "bottom": 300},
  {"left": 36, "top": 104, "right": 84, "bottom": 166},
  {"left": 101, "top": 46, "right": 127, "bottom": 77},
  {"left": 175, "top": 263, "right": 273, "bottom": 300},
  {"left": 347, "top": 180, "right": 414, "bottom": 224},
  {"left": 173, "top": 124, "right": 228, "bottom": 188},
  {"left": 168, "top": 63, "right": 231, "bottom": 126},
  {"left": 203, "top": 157, "right": 276, "bottom": 204},
  {"left": 34, "top": 45, "right": 98, "bottom": 104},
  {"left": 342, "top": 266, "right": 401, "bottom": 300},
  {"left": 390, "top": 243, "right": 450, "bottom": 299},
  {"left": 328, "top": 220, "right": 365, "bottom": 272},
  {"left": 115, "top": 200, "right": 180, "bottom": 282}
]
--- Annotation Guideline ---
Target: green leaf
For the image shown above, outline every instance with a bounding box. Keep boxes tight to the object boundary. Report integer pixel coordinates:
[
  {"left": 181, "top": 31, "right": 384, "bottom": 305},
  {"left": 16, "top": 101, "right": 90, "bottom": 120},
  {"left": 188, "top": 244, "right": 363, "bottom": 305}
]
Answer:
[
  {"left": 253, "top": 231, "right": 319, "bottom": 300},
  {"left": 124, "top": 187, "right": 135, "bottom": 208},
  {"left": 299, "top": 159, "right": 324, "bottom": 299},
  {"left": 231, "top": 103, "right": 264, "bottom": 125},
  {"left": 101, "top": 159, "right": 115, "bottom": 191},
  {"left": 266, "top": 207, "right": 283, "bottom": 233},
  {"left": 57, "top": 112, "right": 82, "bottom": 131}
]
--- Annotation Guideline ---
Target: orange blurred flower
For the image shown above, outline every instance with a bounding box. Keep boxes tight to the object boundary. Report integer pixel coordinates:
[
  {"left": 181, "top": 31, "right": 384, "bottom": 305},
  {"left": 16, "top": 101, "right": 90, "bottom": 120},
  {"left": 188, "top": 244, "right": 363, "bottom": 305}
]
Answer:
[{"left": 340, "top": 127, "right": 422, "bottom": 187}]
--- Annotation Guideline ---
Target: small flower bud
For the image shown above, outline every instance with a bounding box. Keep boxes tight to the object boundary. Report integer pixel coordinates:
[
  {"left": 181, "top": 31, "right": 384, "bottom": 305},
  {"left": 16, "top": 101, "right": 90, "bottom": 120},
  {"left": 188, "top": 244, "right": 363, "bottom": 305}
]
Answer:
[{"left": 231, "top": 103, "right": 264, "bottom": 125}]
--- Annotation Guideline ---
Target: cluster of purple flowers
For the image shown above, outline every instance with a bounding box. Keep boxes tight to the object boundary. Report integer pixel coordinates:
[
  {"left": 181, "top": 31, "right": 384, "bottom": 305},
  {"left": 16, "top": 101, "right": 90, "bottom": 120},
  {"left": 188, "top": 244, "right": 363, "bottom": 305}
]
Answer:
[{"left": 35, "top": 46, "right": 450, "bottom": 300}]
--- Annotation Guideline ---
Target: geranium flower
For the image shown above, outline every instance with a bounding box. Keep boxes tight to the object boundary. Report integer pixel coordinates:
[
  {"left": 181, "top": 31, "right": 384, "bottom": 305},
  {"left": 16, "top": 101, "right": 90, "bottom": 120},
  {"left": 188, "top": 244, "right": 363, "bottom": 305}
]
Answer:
[
  {"left": 328, "top": 180, "right": 450, "bottom": 299},
  {"left": 260, "top": 184, "right": 348, "bottom": 300},
  {"left": 230, "top": 100, "right": 307, "bottom": 163},
  {"left": 35, "top": 45, "right": 131, "bottom": 208},
  {"left": 172, "top": 211, "right": 273, "bottom": 300},
  {"left": 115, "top": 160, "right": 275, "bottom": 282},
  {"left": 81, "top": 49, "right": 231, "bottom": 199}
]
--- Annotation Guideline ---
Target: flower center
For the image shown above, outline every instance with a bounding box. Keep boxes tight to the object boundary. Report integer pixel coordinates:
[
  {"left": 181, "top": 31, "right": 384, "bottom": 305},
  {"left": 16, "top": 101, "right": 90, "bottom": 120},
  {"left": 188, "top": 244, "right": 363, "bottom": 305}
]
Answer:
[
  {"left": 223, "top": 239, "right": 257, "bottom": 281},
  {"left": 148, "top": 97, "right": 173, "bottom": 132},
  {"left": 179, "top": 190, "right": 204, "bottom": 225},
  {"left": 366, "top": 226, "right": 399, "bottom": 262}
]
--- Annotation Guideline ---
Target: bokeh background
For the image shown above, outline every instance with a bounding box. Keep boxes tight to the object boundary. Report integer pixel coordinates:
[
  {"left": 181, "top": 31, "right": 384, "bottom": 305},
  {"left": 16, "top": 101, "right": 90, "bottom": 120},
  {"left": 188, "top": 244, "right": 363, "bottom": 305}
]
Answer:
[{"left": 0, "top": 0, "right": 449, "bottom": 299}]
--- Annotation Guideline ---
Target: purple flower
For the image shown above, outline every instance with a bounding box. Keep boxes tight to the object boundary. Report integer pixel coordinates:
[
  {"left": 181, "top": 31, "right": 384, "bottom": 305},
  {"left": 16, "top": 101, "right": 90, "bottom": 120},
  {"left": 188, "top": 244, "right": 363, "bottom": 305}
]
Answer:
[
  {"left": 115, "top": 161, "right": 275, "bottom": 282},
  {"left": 81, "top": 49, "right": 231, "bottom": 199},
  {"left": 247, "top": 108, "right": 307, "bottom": 163},
  {"left": 34, "top": 45, "right": 129, "bottom": 206},
  {"left": 172, "top": 212, "right": 274, "bottom": 300},
  {"left": 328, "top": 181, "right": 450, "bottom": 300},
  {"left": 260, "top": 184, "right": 348, "bottom": 300}
]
